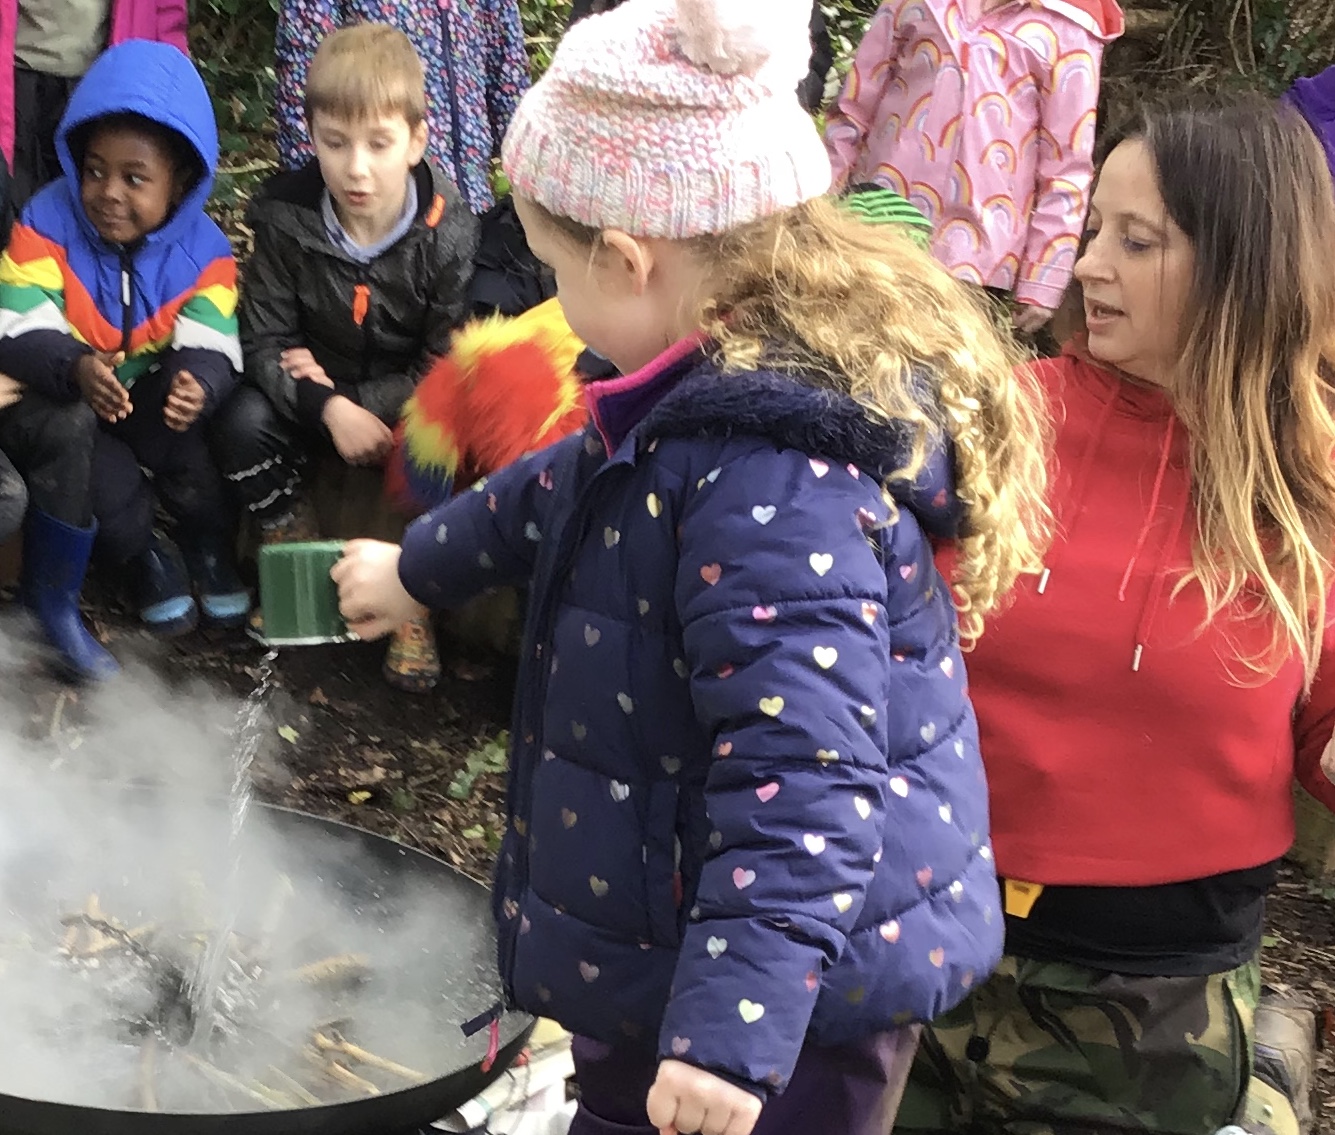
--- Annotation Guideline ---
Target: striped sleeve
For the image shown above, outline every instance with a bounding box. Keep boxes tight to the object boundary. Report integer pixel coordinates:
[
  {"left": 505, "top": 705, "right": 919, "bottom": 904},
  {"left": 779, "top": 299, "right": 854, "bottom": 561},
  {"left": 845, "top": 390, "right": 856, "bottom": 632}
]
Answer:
[
  {"left": 0, "top": 223, "right": 73, "bottom": 340},
  {"left": 173, "top": 254, "right": 242, "bottom": 372}
]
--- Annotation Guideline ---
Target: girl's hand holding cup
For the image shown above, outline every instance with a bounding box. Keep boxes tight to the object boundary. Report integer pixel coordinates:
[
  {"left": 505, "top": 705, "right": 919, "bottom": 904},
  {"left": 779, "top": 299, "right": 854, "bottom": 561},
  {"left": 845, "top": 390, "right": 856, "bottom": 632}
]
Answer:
[{"left": 331, "top": 539, "right": 427, "bottom": 641}]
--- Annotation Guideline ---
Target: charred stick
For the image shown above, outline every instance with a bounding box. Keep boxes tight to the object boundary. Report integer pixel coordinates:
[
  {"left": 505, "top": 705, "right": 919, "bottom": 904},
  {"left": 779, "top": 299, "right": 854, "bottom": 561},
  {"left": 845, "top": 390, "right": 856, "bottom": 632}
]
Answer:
[
  {"left": 138, "top": 1037, "right": 159, "bottom": 1112},
  {"left": 266, "top": 1065, "right": 323, "bottom": 1107},
  {"left": 58, "top": 915, "right": 158, "bottom": 965},
  {"left": 312, "top": 1030, "right": 425, "bottom": 1083},
  {"left": 49, "top": 689, "right": 71, "bottom": 739},
  {"left": 79, "top": 923, "right": 156, "bottom": 959},
  {"left": 322, "top": 1059, "right": 381, "bottom": 1097},
  {"left": 182, "top": 1054, "right": 293, "bottom": 1110},
  {"left": 291, "top": 953, "right": 370, "bottom": 987},
  {"left": 302, "top": 1046, "right": 380, "bottom": 1096}
]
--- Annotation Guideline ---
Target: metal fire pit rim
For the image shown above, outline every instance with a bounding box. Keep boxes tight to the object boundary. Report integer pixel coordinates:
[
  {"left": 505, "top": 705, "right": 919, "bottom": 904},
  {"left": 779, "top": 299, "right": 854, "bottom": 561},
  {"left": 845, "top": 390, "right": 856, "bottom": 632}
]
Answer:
[{"left": 0, "top": 803, "right": 535, "bottom": 1135}]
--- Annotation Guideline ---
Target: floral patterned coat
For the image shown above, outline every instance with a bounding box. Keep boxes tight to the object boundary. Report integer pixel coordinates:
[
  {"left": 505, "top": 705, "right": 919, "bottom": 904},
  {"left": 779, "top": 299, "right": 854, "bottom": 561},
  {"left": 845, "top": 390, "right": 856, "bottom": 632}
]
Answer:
[{"left": 274, "top": 0, "right": 529, "bottom": 215}]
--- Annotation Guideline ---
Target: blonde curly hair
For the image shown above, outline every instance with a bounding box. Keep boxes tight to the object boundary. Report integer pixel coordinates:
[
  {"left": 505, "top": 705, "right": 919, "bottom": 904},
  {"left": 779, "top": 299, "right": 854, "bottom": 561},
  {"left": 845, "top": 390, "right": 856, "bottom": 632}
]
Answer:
[{"left": 533, "top": 196, "right": 1052, "bottom": 641}]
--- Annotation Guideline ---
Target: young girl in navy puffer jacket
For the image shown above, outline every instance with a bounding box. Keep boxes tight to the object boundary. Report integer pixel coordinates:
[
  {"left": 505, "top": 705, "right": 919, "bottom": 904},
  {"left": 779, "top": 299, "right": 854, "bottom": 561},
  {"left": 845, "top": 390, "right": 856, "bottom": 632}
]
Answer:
[{"left": 334, "top": 2, "right": 1051, "bottom": 1132}]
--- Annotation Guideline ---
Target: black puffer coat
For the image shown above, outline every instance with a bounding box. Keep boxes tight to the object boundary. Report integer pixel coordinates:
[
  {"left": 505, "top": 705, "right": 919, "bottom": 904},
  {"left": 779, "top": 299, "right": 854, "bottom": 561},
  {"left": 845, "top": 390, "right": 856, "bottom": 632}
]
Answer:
[{"left": 239, "top": 159, "right": 479, "bottom": 425}]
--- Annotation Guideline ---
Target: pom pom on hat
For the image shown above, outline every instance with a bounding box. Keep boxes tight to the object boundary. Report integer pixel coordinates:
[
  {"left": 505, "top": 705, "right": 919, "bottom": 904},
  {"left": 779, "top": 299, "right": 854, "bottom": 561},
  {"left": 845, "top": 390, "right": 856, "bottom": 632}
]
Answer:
[
  {"left": 501, "top": 0, "right": 832, "bottom": 239},
  {"left": 674, "top": 0, "right": 811, "bottom": 78}
]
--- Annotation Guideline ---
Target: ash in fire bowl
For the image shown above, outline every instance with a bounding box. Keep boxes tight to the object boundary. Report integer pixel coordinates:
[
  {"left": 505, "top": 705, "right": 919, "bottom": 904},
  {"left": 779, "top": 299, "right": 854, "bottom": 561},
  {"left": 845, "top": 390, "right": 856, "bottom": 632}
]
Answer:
[{"left": 0, "top": 647, "right": 519, "bottom": 1118}]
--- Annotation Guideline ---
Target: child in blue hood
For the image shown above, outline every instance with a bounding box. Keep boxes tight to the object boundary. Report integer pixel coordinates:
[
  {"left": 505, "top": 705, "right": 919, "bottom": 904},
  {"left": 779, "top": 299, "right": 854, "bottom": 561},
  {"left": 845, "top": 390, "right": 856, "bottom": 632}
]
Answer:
[
  {"left": 334, "top": 1, "right": 1051, "bottom": 1133},
  {"left": 0, "top": 40, "right": 244, "bottom": 679}
]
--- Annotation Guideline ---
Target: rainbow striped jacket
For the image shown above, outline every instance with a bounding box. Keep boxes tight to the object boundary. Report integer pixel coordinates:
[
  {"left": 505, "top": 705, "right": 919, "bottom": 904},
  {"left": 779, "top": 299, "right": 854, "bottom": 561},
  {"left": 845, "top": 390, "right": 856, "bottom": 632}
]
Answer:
[
  {"left": 0, "top": 41, "right": 240, "bottom": 409},
  {"left": 824, "top": 0, "right": 1124, "bottom": 309}
]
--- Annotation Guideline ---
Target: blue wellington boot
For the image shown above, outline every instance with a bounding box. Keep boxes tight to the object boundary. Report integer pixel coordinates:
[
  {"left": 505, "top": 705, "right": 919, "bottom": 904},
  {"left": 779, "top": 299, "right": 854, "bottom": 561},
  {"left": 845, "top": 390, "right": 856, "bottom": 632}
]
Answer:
[
  {"left": 179, "top": 531, "right": 251, "bottom": 628},
  {"left": 20, "top": 509, "right": 120, "bottom": 681},
  {"left": 130, "top": 531, "right": 198, "bottom": 637}
]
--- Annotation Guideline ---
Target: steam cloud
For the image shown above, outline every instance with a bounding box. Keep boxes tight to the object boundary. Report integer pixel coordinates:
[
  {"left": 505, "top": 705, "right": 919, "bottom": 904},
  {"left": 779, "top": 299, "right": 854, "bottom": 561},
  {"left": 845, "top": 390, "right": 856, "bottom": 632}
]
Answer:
[{"left": 0, "top": 621, "right": 515, "bottom": 1115}]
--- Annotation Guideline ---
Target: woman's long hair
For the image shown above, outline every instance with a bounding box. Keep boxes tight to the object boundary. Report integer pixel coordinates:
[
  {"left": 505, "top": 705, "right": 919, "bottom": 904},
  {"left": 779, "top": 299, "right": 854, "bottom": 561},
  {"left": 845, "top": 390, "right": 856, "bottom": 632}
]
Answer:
[{"left": 1088, "top": 96, "right": 1335, "bottom": 686}]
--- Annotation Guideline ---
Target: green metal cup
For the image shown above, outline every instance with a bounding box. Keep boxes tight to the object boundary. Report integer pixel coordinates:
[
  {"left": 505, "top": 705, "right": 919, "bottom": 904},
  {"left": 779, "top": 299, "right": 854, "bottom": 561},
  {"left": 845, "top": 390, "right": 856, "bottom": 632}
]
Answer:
[{"left": 255, "top": 541, "right": 356, "bottom": 646}]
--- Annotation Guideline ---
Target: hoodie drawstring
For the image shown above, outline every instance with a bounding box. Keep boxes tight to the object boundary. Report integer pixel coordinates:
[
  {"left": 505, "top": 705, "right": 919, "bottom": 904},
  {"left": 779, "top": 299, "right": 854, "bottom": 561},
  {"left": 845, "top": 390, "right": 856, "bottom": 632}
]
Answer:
[
  {"left": 1117, "top": 417, "right": 1179, "bottom": 671},
  {"left": 1129, "top": 473, "right": 1190, "bottom": 672},
  {"left": 1039, "top": 392, "right": 1187, "bottom": 673}
]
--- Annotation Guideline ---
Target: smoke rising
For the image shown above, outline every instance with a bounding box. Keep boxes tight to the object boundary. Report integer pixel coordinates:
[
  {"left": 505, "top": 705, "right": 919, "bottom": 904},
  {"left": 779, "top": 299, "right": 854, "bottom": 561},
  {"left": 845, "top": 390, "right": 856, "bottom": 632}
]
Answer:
[{"left": 0, "top": 621, "right": 518, "bottom": 1116}]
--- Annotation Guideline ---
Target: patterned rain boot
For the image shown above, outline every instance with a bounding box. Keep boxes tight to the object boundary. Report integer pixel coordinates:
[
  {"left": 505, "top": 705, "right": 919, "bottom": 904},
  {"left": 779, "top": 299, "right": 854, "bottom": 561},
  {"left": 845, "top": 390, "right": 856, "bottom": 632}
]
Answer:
[{"left": 382, "top": 616, "right": 441, "bottom": 693}]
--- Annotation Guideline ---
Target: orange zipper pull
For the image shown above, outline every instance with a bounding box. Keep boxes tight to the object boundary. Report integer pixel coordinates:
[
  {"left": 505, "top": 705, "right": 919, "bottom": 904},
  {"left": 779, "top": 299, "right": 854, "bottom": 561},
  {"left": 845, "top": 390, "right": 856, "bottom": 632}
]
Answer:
[{"left": 352, "top": 284, "right": 370, "bottom": 327}]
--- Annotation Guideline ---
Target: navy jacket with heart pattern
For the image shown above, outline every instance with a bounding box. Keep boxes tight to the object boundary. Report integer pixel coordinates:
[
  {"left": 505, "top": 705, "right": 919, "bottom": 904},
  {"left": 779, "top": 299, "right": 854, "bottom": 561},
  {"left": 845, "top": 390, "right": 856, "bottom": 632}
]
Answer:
[{"left": 398, "top": 338, "right": 1002, "bottom": 1097}]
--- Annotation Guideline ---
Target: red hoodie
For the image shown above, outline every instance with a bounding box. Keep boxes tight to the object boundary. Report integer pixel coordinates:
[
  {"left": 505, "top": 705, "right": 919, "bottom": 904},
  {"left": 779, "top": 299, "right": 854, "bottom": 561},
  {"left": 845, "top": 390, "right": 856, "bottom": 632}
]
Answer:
[{"left": 959, "top": 351, "right": 1335, "bottom": 887}]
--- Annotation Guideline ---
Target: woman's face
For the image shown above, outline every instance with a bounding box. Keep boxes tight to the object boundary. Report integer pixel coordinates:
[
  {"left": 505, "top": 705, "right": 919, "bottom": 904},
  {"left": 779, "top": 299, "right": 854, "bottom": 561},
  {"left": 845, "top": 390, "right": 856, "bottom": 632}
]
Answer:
[{"left": 1073, "top": 139, "right": 1195, "bottom": 385}]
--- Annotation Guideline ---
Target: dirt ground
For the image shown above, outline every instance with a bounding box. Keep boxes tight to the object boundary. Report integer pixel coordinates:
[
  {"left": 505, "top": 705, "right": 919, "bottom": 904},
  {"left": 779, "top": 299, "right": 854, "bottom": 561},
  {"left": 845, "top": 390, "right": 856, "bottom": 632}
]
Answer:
[{"left": 6, "top": 595, "right": 1335, "bottom": 1130}]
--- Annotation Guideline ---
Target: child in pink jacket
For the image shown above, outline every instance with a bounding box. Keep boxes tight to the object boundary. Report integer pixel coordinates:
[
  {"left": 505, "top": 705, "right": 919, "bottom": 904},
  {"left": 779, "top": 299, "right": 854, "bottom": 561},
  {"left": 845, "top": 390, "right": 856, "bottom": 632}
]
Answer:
[{"left": 825, "top": 0, "right": 1123, "bottom": 332}]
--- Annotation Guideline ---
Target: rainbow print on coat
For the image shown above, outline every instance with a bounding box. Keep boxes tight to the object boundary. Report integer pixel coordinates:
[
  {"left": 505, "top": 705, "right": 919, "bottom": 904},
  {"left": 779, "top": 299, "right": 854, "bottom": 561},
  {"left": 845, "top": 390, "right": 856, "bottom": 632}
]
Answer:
[
  {"left": 825, "top": 0, "right": 1125, "bottom": 310},
  {"left": 0, "top": 41, "right": 240, "bottom": 401}
]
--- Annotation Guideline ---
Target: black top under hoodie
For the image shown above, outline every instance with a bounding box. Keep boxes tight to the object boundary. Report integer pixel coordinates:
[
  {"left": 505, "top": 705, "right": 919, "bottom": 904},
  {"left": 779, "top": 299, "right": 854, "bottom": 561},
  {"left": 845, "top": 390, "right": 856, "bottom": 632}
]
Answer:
[{"left": 239, "top": 159, "right": 479, "bottom": 429}]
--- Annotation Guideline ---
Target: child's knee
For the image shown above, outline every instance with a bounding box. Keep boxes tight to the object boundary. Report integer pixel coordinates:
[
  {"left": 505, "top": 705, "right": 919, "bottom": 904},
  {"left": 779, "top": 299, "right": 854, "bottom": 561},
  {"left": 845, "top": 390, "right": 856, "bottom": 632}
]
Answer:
[
  {"left": 31, "top": 398, "right": 98, "bottom": 458},
  {"left": 0, "top": 459, "right": 27, "bottom": 542},
  {"left": 211, "top": 386, "right": 288, "bottom": 460}
]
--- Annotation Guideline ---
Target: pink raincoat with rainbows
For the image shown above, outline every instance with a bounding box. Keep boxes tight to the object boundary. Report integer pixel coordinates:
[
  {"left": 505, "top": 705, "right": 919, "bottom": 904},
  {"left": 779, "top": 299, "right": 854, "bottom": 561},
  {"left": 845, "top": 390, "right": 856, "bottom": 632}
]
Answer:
[{"left": 825, "top": 0, "right": 1124, "bottom": 310}]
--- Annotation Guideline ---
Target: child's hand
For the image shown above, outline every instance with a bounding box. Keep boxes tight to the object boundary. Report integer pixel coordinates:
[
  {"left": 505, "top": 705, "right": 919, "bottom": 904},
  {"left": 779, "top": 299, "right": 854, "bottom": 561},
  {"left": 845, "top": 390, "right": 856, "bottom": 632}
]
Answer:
[
  {"left": 1322, "top": 735, "right": 1335, "bottom": 786},
  {"left": 163, "top": 369, "right": 206, "bottom": 432},
  {"left": 646, "top": 1060, "right": 763, "bottom": 1135},
  {"left": 73, "top": 351, "right": 130, "bottom": 422},
  {"left": 281, "top": 347, "right": 334, "bottom": 387},
  {"left": 1013, "top": 304, "right": 1056, "bottom": 334},
  {"left": 323, "top": 396, "right": 394, "bottom": 466},
  {"left": 330, "top": 539, "right": 426, "bottom": 640},
  {"left": 0, "top": 374, "right": 22, "bottom": 410}
]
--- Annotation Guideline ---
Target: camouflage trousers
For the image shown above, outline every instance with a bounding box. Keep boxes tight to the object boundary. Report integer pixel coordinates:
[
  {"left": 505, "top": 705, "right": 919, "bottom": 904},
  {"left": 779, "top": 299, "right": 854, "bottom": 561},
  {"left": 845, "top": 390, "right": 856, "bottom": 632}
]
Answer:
[{"left": 896, "top": 954, "right": 1262, "bottom": 1135}]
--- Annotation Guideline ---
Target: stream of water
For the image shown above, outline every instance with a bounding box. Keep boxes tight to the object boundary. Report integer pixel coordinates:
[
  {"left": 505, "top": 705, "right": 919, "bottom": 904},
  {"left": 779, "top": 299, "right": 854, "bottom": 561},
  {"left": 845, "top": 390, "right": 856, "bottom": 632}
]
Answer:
[{"left": 185, "top": 648, "right": 278, "bottom": 1047}]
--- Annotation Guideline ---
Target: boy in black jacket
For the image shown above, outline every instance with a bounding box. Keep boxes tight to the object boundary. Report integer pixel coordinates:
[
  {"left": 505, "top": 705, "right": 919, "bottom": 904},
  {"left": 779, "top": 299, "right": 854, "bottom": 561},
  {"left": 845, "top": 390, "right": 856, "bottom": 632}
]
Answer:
[{"left": 213, "top": 24, "right": 478, "bottom": 690}]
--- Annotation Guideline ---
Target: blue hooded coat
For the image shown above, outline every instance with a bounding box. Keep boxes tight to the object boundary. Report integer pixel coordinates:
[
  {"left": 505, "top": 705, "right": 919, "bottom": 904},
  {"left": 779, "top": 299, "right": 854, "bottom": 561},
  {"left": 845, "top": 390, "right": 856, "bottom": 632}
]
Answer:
[
  {"left": 398, "top": 341, "right": 1003, "bottom": 1096},
  {"left": 0, "top": 40, "right": 240, "bottom": 409}
]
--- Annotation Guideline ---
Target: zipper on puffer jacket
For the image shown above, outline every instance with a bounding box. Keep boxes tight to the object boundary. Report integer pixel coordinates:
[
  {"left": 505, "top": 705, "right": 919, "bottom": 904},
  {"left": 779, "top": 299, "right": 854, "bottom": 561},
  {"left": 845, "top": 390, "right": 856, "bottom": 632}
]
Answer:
[
  {"left": 352, "top": 281, "right": 371, "bottom": 385},
  {"left": 499, "top": 446, "right": 623, "bottom": 986},
  {"left": 118, "top": 248, "right": 135, "bottom": 356}
]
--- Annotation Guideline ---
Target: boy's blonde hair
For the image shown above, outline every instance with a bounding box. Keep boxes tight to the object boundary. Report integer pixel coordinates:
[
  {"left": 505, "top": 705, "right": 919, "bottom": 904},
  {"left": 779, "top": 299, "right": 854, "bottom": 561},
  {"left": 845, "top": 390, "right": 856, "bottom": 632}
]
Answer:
[
  {"left": 305, "top": 24, "right": 426, "bottom": 129},
  {"left": 534, "top": 197, "right": 1052, "bottom": 642}
]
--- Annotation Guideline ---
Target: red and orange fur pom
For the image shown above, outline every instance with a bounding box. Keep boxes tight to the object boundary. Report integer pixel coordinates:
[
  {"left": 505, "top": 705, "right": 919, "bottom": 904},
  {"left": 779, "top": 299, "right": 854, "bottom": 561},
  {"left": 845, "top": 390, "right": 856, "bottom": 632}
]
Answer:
[{"left": 387, "top": 298, "right": 588, "bottom": 511}]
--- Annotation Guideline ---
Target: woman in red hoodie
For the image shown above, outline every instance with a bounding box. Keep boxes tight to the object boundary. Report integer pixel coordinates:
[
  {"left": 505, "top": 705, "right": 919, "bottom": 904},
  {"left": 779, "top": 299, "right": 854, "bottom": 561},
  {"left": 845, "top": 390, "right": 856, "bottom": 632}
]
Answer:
[{"left": 900, "top": 97, "right": 1335, "bottom": 1134}]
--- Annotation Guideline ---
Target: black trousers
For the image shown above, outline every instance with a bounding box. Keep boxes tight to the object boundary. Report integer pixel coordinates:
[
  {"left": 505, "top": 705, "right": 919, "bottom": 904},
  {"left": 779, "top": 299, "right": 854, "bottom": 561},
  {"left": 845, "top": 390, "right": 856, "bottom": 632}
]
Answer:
[
  {"left": 0, "top": 371, "right": 231, "bottom": 564},
  {"left": 210, "top": 384, "right": 321, "bottom": 524},
  {"left": 0, "top": 391, "right": 96, "bottom": 527},
  {"left": 12, "top": 68, "right": 79, "bottom": 207},
  {"left": 0, "top": 445, "right": 26, "bottom": 542},
  {"left": 93, "top": 367, "right": 233, "bottom": 563}
]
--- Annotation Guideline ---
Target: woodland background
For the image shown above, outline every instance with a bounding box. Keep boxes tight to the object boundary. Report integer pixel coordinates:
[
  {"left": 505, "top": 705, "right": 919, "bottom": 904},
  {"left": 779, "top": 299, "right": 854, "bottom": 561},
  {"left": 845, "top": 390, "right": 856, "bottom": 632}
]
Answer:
[{"left": 195, "top": 0, "right": 1335, "bottom": 218}]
